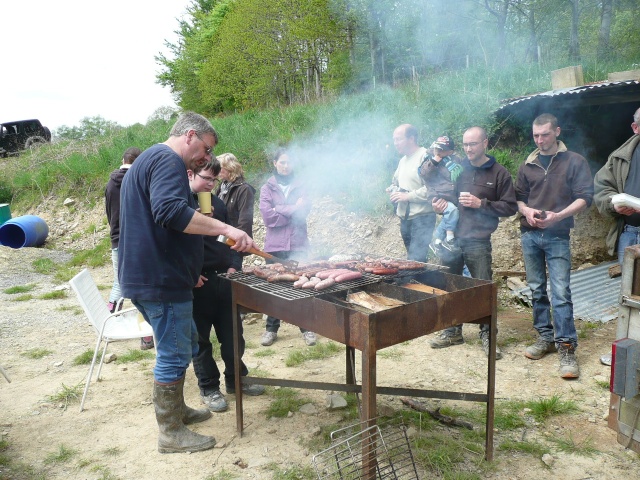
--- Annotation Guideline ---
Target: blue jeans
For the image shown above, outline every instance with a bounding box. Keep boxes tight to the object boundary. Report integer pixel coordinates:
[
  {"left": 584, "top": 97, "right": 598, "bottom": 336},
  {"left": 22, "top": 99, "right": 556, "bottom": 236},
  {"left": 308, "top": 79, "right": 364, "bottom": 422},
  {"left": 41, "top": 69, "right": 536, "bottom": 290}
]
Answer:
[
  {"left": 444, "top": 239, "right": 492, "bottom": 337},
  {"left": 108, "top": 248, "right": 122, "bottom": 303},
  {"left": 400, "top": 213, "right": 436, "bottom": 262},
  {"left": 132, "top": 300, "right": 199, "bottom": 384},
  {"left": 617, "top": 225, "right": 640, "bottom": 264},
  {"left": 520, "top": 230, "right": 577, "bottom": 347},
  {"left": 434, "top": 203, "right": 459, "bottom": 241}
]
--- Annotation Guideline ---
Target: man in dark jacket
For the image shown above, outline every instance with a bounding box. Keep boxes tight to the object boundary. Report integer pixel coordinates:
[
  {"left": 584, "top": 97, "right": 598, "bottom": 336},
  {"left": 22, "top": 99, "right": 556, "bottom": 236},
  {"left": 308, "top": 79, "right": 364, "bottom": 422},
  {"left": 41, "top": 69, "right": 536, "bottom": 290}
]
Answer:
[
  {"left": 430, "top": 126, "right": 517, "bottom": 359},
  {"left": 188, "top": 160, "right": 264, "bottom": 413},
  {"left": 118, "top": 112, "right": 256, "bottom": 454},
  {"left": 104, "top": 147, "right": 154, "bottom": 349},
  {"left": 516, "top": 113, "right": 594, "bottom": 379}
]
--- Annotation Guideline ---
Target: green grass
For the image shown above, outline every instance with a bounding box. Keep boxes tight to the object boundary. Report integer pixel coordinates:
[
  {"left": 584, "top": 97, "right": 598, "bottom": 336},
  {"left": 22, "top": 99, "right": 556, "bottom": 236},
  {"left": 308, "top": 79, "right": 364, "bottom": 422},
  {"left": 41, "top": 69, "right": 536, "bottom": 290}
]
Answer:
[
  {"left": 594, "top": 378, "right": 610, "bottom": 390},
  {"left": 3, "top": 284, "right": 36, "bottom": 294},
  {"left": 32, "top": 258, "right": 57, "bottom": 274},
  {"left": 378, "top": 346, "right": 404, "bottom": 360},
  {"left": 44, "top": 444, "right": 77, "bottom": 465},
  {"left": 524, "top": 395, "right": 579, "bottom": 422},
  {"left": 38, "top": 290, "right": 67, "bottom": 300},
  {"left": 47, "top": 382, "right": 84, "bottom": 407},
  {"left": 266, "top": 463, "right": 315, "bottom": 480},
  {"left": 285, "top": 341, "right": 341, "bottom": 367},
  {"left": 101, "top": 446, "right": 122, "bottom": 457},
  {"left": 549, "top": 433, "right": 598, "bottom": 457},
  {"left": 115, "top": 349, "right": 155, "bottom": 364},
  {"left": 265, "top": 388, "right": 313, "bottom": 418},
  {"left": 20, "top": 348, "right": 53, "bottom": 359},
  {"left": 203, "top": 469, "right": 239, "bottom": 480},
  {"left": 498, "top": 438, "right": 550, "bottom": 457},
  {"left": 11, "top": 294, "right": 33, "bottom": 302},
  {"left": 72, "top": 349, "right": 95, "bottom": 366}
]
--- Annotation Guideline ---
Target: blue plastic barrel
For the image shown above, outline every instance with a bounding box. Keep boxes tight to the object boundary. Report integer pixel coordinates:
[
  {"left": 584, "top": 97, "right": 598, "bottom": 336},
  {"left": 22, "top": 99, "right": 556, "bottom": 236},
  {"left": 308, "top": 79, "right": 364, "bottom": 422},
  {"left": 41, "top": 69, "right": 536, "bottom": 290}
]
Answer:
[{"left": 0, "top": 215, "right": 49, "bottom": 248}]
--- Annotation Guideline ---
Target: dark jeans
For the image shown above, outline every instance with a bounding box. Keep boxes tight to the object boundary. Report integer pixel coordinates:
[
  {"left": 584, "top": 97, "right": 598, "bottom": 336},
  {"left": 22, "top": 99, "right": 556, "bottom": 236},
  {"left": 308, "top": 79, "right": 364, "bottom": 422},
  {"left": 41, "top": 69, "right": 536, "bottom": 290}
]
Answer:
[
  {"left": 191, "top": 271, "right": 248, "bottom": 394},
  {"left": 521, "top": 230, "right": 576, "bottom": 347},
  {"left": 443, "top": 239, "right": 493, "bottom": 337},
  {"left": 400, "top": 213, "right": 436, "bottom": 262},
  {"left": 264, "top": 251, "right": 309, "bottom": 334}
]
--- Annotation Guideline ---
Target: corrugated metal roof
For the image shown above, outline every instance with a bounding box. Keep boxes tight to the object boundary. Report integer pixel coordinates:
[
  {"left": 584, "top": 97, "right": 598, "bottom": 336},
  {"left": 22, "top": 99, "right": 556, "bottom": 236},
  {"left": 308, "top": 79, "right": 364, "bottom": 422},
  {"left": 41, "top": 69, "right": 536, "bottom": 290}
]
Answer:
[
  {"left": 571, "top": 261, "right": 620, "bottom": 323},
  {"left": 498, "top": 80, "right": 640, "bottom": 111}
]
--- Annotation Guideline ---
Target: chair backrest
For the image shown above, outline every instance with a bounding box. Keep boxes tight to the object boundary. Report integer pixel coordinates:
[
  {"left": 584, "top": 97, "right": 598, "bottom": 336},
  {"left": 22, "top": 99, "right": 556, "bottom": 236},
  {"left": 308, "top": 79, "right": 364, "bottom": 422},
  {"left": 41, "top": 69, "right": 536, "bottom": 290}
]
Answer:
[{"left": 69, "top": 269, "right": 111, "bottom": 334}]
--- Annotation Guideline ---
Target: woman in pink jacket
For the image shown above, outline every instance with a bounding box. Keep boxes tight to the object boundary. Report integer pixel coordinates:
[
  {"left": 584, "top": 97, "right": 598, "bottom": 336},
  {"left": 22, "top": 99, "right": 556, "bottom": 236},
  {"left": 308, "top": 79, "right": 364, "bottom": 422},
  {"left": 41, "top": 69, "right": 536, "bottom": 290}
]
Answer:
[{"left": 258, "top": 149, "right": 316, "bottom": 347}]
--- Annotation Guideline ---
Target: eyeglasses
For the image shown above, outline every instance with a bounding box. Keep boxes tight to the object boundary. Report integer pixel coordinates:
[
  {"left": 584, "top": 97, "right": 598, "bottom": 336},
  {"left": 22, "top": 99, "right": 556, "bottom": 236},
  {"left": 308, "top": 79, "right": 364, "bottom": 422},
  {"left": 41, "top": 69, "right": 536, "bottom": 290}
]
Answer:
[
  {"left": 462, "top": 142, "right": 481, "bottom": 149},
  {"left": 196, "top": 172, "right": 216, "bottom": 183},
  {"left": 195, "top": 132, "right": 214, "bottom": 155}
]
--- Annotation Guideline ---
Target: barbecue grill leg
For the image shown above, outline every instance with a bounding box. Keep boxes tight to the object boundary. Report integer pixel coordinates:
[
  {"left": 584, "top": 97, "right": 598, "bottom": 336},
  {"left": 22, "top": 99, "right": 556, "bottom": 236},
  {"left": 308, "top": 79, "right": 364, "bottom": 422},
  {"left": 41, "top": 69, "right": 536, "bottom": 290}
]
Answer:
[{"left": 231, "top": 293, "right": 244, "bottom": 436}]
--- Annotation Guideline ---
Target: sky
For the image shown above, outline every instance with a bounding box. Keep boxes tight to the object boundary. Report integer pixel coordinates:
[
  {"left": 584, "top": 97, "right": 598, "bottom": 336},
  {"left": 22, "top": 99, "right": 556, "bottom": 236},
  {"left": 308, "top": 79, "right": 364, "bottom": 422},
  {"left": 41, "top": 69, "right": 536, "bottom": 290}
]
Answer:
[{"left": 0, "top": 1, "right": 192, "bottom": 132}]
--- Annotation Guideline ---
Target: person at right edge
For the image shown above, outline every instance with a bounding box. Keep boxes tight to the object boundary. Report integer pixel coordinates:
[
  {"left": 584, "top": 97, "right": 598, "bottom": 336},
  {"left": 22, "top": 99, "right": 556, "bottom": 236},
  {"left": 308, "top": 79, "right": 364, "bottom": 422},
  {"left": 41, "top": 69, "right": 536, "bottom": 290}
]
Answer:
[
  {"left": 593, "top": 106, "right": 640, "bottom": 366},
  {"left": 516, "top": 113, "right": 594, "bottom": 379},
  {"left": 259, "top": 148, "right": 317, "bottom": 347},
  {"left": 430, "top": 126, "right": 517, "bottom": 359}
]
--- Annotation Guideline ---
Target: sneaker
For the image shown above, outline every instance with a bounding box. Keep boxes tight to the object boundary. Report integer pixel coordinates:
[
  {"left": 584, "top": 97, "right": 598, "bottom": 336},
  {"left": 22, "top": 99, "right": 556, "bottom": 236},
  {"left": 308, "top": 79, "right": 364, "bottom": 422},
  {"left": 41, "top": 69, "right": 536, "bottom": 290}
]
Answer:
[
  {"left": 303, "top": 331, "right": 317, "bottom": 346},
  {"left": 429, "top": 330, "right": 464, "bottom": 349},
  {"left": 261, "top": 331, "right": 277, "bottom": 346},
  {"left": 558, "top": 343, "right": 579, "bottom": 378},
  {"left": 480, "top": 333, "right": 503, "bottom": 360},
  {"left": 226, "top": 382, "right": 266, "bottom": 396},
  {"left": 107, "top": 302, "right": 116, "bottom": 314},
  {"left": 429, "top": 239, "right": 442, "bottom": 257},
  {"left": 140, "top": 336, "right": 154, "bottom": 350},
  {"left": 201, "top": 389, "right": 228, "bottom": 412},
  {"left": 440, "top": 238, "right": 461, "bottom": 254},
  {"left": 524, "top": 337, "right": 556, "bottom": 360}
]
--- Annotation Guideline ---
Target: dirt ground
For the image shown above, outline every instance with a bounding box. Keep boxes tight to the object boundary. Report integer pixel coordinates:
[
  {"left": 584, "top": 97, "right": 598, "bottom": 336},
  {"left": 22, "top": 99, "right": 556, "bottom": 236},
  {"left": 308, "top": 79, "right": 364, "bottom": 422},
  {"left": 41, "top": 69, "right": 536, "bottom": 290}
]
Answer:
[{"left": 1, "top": 201, "right": 639, "bottom": 479}]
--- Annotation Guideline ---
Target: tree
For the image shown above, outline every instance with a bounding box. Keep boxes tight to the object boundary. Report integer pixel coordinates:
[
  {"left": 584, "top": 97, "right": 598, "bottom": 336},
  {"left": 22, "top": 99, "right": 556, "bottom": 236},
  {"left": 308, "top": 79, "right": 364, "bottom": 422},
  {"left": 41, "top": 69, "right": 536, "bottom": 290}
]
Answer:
[{"left": 597, "top": 0, "right": 613, "bottom": 61}]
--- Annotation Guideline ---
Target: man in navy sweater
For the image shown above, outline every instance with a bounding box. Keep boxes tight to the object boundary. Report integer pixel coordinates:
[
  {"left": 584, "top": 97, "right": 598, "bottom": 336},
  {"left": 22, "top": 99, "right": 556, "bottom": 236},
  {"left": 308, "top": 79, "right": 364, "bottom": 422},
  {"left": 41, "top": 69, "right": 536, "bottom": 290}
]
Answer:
[{"left": 118, "top": 112, "right": 255, "bottom": 454}]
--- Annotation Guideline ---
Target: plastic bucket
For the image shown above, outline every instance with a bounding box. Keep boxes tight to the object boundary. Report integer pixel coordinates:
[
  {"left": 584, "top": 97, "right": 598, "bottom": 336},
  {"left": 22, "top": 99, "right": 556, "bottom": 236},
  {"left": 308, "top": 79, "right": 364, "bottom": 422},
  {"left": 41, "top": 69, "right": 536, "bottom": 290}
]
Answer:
[
  {"left": 0, "top": 215, "right": 49, "bottom": 248},
  {"left": 0, "top": 204, "right": 10, "bottom": 226}
]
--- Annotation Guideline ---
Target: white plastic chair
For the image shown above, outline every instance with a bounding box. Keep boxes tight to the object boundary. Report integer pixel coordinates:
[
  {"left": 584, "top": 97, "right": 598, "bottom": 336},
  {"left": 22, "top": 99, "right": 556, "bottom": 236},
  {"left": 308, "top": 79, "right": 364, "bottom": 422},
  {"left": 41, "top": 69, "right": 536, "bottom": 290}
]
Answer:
[{"left": 69, "top": 269, "right": 155, "bottom": 412}]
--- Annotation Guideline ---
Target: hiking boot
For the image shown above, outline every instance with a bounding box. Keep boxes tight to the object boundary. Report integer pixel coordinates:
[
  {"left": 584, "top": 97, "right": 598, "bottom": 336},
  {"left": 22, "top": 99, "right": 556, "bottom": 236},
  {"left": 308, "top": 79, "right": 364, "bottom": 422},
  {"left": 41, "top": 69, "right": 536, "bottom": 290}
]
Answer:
[
  {"left": 524, "top": 337, "right": 556, "bottom": 360},
  {"left": 261, "top": 331, "right": 277, "bottom": 346},
  {"left": 226, "top": 382, "right": 266, "bottom": 396},
  {"left": 430, "top": 330, "right": 464, "bottom": 349},
  {"left": 440, "top": 238, "right": 461, "bottom": 255},
  {"left": 558, "top": 343, "right": 580, "bottom": 379},
  {"left": 303, "top": 331, "right": 317, "bottom": 346},
  {"left": 480, "top": 332, "right": 503, "bottom": 360},
  {"left": 201, "top": 389, "right": 228, "bottom": 412},
  {"left": 140, "top": 336, "right": 155, "bottom": 350}
]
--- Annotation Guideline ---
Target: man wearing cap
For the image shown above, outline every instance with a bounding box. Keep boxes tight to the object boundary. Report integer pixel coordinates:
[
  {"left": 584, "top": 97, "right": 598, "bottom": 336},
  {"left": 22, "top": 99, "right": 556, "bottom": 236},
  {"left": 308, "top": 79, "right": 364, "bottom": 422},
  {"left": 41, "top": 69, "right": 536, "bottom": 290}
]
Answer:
[
  {"left": 388, "top": 124, "right": 435, "bottom": 262},
  {"left": 516, "top": 113, "right": 593, "bottom": 379},
  {"left": 431, "top": 126, "right": 517, "bottom": 359},
  {"left": 418, "top": 135, "right": 463, "bottom": 259}
]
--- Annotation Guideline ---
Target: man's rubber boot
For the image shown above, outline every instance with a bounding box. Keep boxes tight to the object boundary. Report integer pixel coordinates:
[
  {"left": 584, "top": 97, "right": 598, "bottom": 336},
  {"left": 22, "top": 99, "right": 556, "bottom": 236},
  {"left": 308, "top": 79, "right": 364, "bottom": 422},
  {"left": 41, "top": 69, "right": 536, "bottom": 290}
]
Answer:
[
  {"left": 153, "top": 378, "right": 216, "bottom": 454},
  {"left": 178, "top": 376, "right": 212, "bottom": 425}
]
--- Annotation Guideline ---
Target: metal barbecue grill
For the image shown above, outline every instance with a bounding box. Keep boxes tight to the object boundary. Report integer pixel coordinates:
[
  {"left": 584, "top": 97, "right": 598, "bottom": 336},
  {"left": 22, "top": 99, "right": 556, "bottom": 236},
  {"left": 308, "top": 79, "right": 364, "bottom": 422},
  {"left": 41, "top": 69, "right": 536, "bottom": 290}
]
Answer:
[{"left": 227, "top": 261, "right": 498, "bottom": 471}]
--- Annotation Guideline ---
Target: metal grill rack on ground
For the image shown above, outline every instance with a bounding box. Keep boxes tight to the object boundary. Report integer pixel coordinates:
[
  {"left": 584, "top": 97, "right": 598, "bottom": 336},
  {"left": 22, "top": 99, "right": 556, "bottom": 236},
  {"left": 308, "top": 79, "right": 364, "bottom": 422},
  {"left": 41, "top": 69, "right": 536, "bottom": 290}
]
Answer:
[{"left": 312, "top": 421, "right": 419, "bottom": 479}]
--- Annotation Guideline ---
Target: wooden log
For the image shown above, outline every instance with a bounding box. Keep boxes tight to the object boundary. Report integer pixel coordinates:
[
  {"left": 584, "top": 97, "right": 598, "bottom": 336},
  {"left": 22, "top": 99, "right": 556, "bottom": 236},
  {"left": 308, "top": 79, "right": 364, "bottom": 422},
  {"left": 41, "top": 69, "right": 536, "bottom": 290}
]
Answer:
[{"left": 609, "top": 263, "right": 622, "bottom": 278}]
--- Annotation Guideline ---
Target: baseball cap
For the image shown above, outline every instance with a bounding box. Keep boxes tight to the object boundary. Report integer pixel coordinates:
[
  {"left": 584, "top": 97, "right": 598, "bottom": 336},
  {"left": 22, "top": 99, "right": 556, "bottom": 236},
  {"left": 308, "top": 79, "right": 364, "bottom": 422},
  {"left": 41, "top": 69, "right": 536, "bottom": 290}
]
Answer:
[{"left": 430, "top": 136, "right": 454, "bottom": 151}]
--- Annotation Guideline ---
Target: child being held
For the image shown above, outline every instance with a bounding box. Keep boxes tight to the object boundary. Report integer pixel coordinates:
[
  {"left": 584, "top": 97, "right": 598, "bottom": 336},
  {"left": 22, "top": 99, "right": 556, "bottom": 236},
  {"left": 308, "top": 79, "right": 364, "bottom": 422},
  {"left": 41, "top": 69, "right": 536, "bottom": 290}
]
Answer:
[{"left": 418, "top": 135, "right": 463, "bottom": 258}]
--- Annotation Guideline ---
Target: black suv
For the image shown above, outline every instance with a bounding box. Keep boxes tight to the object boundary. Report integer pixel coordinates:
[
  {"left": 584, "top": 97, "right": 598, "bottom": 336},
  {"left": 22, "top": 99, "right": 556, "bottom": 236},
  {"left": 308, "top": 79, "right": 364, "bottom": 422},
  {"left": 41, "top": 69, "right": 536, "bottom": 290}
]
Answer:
[{"left": 0, "top": 119, "right": 52, "bottom": 157}]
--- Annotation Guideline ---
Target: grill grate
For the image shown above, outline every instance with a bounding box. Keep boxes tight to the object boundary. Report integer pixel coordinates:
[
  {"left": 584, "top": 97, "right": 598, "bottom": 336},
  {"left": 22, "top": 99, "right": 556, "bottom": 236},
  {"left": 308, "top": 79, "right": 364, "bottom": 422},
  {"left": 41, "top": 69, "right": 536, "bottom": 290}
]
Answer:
[
  {"left": 221, "top": 272, "right": 383, "bottom": 300},
  {"left": 312, "top": 421, "right": 419, "bottom": 479}
]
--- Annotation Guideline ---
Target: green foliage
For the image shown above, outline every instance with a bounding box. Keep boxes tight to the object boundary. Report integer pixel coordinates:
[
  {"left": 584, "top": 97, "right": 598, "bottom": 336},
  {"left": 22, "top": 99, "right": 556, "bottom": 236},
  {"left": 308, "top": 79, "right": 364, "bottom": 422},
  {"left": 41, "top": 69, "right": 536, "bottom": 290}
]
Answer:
[
  {"left": 549, "top": 433, "right": 598, "bottom": 457},
  {"left": 11, "top": 294, "right": 33, "bottom": 302},
  {"left": 203, "top": 469, "right": 239, "bottom": 480},
  {"left": 254, "top": 348, "right": 276, "bottom": 357},
  {"left": 266, "top": 462, "right": 315, "bottom": 480},
  {"left": 285, "top": 341, "right": 341, "bottom": 367},
  {"left": 3, "top": 284, "right": 36, "bottom": 294},
  {"left": 20, "top": 348, "right": 53, "bottom": 360},
  {"left": 498, "top": 438, "right": 550, "bottom": 457},
  {"left": 265, "top": 388, "right": 312, "bottom": 418}
]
